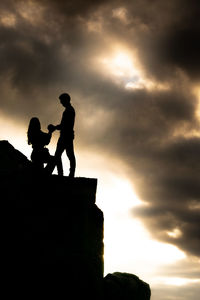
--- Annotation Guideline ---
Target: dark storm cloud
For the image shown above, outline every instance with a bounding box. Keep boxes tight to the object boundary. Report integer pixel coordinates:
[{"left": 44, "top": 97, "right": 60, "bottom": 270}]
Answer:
[
  {"left": 150, "top": 0, "right": 200, "bottom": 81},
  {"left": 0, "top": 3, "right": 68, "bottom": 88},
  {"left": 0, "top": 0, "right": 200, "bottom": 259},
  {"left": 0, "top": 0, "right": 111, "bottom": 118},
  {"left": 43, "top": 0, "right": 109, "bottom": 16}
]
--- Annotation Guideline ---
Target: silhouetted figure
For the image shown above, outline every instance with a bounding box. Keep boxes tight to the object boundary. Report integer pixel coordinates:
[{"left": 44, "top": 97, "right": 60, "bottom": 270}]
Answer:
[
  {"left": 49, "top": 93, "right": 76, "bottom": 177},
  {"left": 27, "top": 117, "right": 54, "bottom": 172}
]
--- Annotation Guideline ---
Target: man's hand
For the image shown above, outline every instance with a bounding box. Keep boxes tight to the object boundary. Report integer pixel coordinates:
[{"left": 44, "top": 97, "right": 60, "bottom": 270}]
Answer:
[{"left": 47, "top": 124, "right": 56, "bottom": 133}]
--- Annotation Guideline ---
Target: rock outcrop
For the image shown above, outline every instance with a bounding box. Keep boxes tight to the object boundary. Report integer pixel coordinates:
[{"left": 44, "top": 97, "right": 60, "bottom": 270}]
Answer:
[
  {"left": 1, "top": 140, "right": 150, "bottom": 300},
  {"left": 103, "top": 272, "right": 151, "bottom": 300},
  {"left": 1, "top": 141, "right": 103, "bottom": 299},
  {"left": 0, "top": 140, "right": 31, "bottom": 175}
]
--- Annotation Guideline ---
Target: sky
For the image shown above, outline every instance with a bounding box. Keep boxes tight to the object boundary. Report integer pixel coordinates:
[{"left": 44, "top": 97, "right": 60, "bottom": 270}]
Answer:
[{"left": 0, "top": 0, "right": 200, "bottom": 299}]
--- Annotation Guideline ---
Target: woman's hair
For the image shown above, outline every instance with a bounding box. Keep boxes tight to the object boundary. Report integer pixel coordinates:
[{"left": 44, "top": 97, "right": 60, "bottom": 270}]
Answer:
[{"left": 27, "top": 117, "right": 41, "bottom": 145}]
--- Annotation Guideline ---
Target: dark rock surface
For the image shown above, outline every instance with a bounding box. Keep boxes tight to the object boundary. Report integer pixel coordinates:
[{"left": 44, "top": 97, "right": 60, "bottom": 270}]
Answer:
[
  {"left": 1, "top": 140, "right": 150, "bottom": 299},
  {"left": 103, "top": 272, "right": 151, "bottom": 300},
  {"left": 1, "top": 141, "right": 103, "bottom": 299},
  {"left": 0, "top": 140, "right": 31, "bottom": 176}
]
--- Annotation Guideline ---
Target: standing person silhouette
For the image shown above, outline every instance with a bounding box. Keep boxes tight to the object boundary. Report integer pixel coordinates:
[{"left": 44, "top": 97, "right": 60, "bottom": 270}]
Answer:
[{"left": 50, "top": 93, "right": 76, "bottom": 177}]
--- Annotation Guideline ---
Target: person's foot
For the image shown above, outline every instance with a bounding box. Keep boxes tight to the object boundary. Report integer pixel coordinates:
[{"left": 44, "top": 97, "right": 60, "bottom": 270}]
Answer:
[
  {"left": 68, "top": 173, "right": 75, "bottom": 178},
  {"left": 58, "top": 173, "right": 63, "bottom": 176}
]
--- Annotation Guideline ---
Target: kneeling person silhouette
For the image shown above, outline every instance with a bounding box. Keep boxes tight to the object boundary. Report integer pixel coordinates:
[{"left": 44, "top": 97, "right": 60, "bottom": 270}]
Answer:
[{"left": 27, "top": 117, "right": 55, "bottom": 172}]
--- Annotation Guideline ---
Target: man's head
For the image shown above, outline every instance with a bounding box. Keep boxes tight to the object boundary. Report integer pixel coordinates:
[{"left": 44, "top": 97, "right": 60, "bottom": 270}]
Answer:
[{"left": 59, "top": 93, "right": 71, "bottom": 107}]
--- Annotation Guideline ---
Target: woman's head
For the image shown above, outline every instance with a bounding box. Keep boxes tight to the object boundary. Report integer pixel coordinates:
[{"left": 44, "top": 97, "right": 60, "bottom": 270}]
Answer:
[{"left": 27, "top": 117, "right": 41, "bottom": 144}]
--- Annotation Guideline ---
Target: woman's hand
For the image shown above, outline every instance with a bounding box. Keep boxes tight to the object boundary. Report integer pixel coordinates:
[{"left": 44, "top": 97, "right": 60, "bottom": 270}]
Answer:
[{"left": 47, "top": 124, "right": 56, "bottom": 133}]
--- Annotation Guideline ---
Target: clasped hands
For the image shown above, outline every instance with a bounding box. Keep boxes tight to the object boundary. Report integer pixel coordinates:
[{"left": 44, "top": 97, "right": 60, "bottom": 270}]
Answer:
[{"left": 47, "top": 124, "right": 57, "bottom": 133}]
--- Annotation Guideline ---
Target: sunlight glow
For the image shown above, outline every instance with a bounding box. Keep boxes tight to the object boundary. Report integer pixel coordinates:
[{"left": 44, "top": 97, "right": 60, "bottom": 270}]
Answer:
[
  {"left": 97, "top": 175, "right": 142, "bottom": 212},
  {"left": 160, "top": 277, "right": 200, "bottom": 286},
  {"left": 113, "top": 53, "right": 134, "bottom": 74},
  {"left": 99, "top": 49, "right": 170, "bottom": 91},
  {"left": 0, "top": 13, "right": 16, "bottom": 27},
  {"left": 102, "top": 51, "right": 140, "bottom": 79},
  {"left": 167, "top": 228, "right": 182, "bottom": 239},
  {"left": 103, "top": 219, "right": 186, "bottom": 277}
]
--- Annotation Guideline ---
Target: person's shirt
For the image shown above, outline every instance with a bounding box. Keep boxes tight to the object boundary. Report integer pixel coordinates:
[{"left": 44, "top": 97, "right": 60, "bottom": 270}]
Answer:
[
  {"left": 31, "top": 131, "right": 51, "bottom": 150},
  {"left": 57, "top": 104, "right": 75, "bottom": 138}
]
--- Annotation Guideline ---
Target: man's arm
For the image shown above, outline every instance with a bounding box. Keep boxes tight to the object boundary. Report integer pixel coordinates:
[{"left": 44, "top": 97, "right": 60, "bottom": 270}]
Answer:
[
  {"left": 47, "top": 124, "right": 61, "bottom": 132},
  {"left": 55, "top": 124, "right": 61, "bottom": 130}
]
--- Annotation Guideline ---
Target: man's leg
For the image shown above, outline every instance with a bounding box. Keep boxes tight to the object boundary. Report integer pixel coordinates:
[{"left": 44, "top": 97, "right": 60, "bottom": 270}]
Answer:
[
  {"left": 44, "top": 155, "right": 56, "bottom": 174},
  {"left": 55, "top": 139, "right": 65, "bottom": 176},
  {"left": 66, "top": 140, "right": 76, "bottom": 177}
]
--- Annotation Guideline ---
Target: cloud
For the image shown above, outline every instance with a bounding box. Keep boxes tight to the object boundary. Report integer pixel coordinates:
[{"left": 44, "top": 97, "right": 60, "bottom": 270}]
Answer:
[
  {"left": 84, "top": 85, "right": 200, "bottom": 258},
  {"left": 152, "top": 282, "right": 200, "bottom": 300}
]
